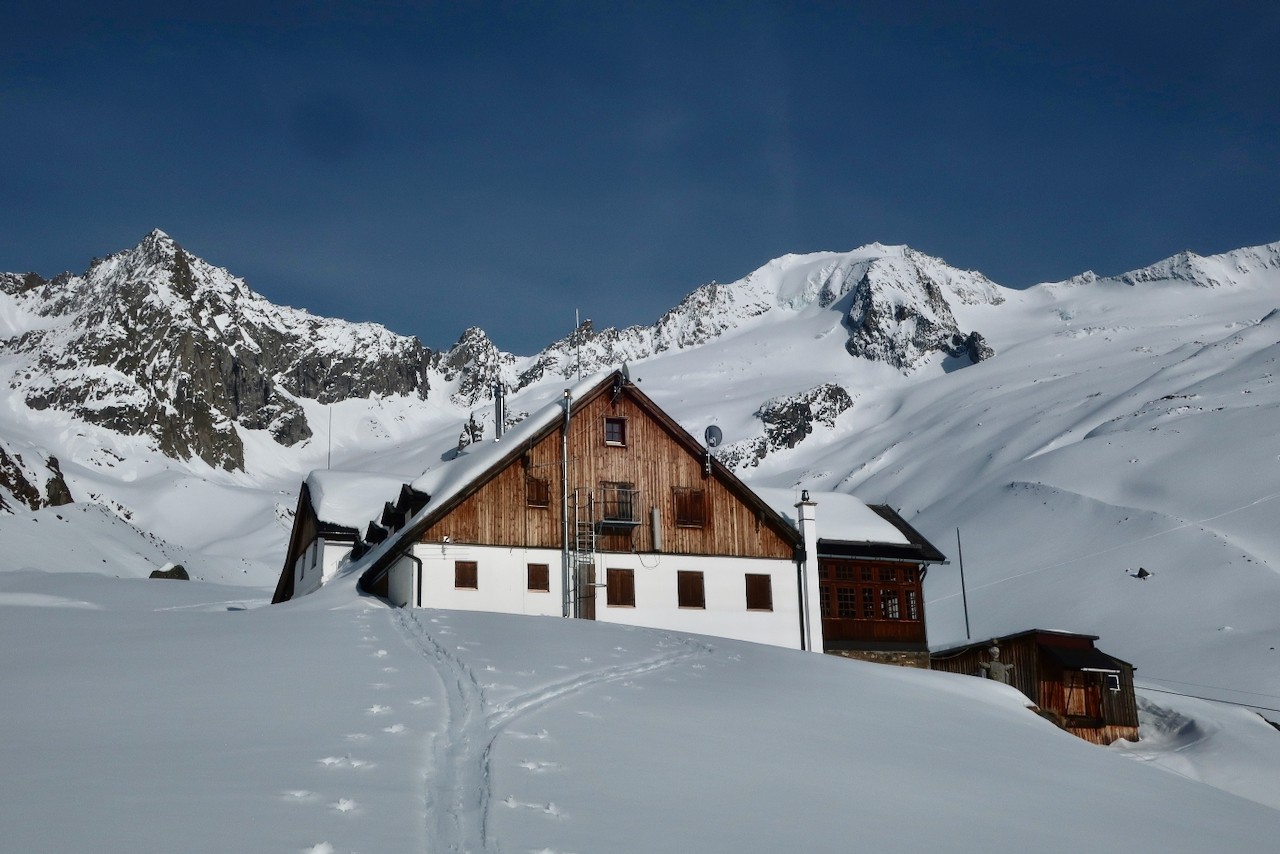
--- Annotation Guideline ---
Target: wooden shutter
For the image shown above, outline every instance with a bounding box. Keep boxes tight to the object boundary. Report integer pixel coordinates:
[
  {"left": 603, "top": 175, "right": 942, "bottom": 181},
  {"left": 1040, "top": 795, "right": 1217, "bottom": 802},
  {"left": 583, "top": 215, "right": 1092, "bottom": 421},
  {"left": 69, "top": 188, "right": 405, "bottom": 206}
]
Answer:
[
  {"left": 745, "top": 573, "right": 773, "bottom": 611},
  {"left": 677, "top": 570, "right": 705, "bottom": 609}
]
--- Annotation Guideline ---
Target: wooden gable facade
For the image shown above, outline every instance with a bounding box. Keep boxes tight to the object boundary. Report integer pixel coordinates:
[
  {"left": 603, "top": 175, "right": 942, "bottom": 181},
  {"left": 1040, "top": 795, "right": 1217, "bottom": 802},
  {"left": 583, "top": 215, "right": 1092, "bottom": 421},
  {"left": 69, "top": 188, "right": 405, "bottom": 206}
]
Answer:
[
  {"left": 414, "top": 376, "right": 800, "bottom": 562},
  {"left": 930, "top": 630, "right": 1139, "bottom": 745}
]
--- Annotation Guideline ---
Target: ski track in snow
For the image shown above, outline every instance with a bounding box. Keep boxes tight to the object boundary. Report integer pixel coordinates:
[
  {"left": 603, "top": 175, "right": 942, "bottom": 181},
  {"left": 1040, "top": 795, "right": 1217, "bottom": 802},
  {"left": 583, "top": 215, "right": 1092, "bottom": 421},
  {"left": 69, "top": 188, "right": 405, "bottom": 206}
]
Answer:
[{"left": 392, "top": 608, "right": 710, "bottom": 853}]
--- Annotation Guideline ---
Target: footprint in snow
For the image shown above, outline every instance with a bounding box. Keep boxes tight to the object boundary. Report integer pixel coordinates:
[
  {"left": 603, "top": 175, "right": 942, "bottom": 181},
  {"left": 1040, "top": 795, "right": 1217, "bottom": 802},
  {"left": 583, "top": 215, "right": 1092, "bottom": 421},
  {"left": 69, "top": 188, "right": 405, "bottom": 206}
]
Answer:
[
  {"left": 280, "top": 789, "right": 318, "bottom": 802},
  {"left": 408, "top": 696, "right": 434, "bottom": 707},
  {"left": 366, "top": 705, "right": 391, "bottom": 715},
  {"left": 345, "top": 733, "right": 370, "bottom": 741},
  {"left": 330, "top": 798, "right": 358, "bottom": 814},
  {"left": 518, "top": 760, "right": 561, "bottom": 773},
  {"left": 373, "top": 649, "right": 388, "bottom": 658},
  {"left": 507, "top": 729, "right": 551, "bottom": 741},
  {"left": 382, "top": 724, "right": 407, "bottom": 734},
  {"left": 381, "top": 666, "right": 398, "bottom": 673},
  {"left": 370, "top": 682, "right": 390, "bottom": 690},
  {"left": 319, "top": 756, "right": 374, "bottom": 770},
  {"left": 305, "top": 843, "right": 335, "bottom": 854}
]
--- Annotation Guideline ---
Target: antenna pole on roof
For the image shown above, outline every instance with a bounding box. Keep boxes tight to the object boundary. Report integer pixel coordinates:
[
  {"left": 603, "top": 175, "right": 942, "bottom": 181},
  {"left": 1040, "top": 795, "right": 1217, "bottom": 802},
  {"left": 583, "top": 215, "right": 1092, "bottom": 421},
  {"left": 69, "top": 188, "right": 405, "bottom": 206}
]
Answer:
[
  {"left": 957, "top": 528, "right": 971, "bottom": 641},
  {"left": 575, "top": 308, "right": 582, "bottom": 382}
]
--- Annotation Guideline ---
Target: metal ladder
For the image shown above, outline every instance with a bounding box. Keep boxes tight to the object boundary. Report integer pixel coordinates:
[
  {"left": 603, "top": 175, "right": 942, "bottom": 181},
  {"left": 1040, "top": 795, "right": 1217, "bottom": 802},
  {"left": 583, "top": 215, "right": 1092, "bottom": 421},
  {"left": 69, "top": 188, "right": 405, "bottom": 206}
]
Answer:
[
  {"left": 570, "top": 489, "right": 599, "bottom": 617},
  {"left": 571, "top": 488, "right": 597, "bottom": 573}
]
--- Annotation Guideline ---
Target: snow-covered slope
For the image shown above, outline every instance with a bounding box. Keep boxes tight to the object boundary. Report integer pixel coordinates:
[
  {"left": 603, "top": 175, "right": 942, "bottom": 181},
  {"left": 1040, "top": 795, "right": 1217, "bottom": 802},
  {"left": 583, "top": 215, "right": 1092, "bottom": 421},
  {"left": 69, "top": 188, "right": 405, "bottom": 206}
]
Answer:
[{"left": 2, "top": 571, "right": 1277, "bottom": 852}]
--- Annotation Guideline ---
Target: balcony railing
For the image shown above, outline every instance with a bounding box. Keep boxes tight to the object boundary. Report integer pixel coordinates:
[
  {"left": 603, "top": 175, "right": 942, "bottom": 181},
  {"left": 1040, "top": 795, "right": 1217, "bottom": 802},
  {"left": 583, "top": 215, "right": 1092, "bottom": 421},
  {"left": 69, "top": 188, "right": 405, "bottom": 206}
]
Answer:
[{"left": 597, "top": 485, "right": 641, "bottom": 527}]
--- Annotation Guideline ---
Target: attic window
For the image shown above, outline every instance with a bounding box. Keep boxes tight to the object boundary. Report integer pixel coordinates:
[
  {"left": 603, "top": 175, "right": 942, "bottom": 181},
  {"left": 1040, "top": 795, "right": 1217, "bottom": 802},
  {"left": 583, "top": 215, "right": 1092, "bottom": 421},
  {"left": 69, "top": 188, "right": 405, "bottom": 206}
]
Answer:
[
  {"left": 604, "top": 417, "right": 627, "bottom": 446},
  {"left": 673, "top": 487, "right": 706, "bottom": 528},
  {"left": 526, "top": 475, "right": 550, "bottom": 508}
]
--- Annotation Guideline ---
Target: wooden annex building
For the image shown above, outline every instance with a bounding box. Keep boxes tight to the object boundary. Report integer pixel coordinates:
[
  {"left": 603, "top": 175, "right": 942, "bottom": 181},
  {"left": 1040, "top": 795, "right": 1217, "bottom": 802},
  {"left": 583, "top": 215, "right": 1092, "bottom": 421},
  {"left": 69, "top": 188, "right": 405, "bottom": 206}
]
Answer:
[
  {"left": 273, "top": 369, "right": 947, "bottom": 660},
  {"left": 930, "top": 630, "right": 1140, "bottom": 744}
]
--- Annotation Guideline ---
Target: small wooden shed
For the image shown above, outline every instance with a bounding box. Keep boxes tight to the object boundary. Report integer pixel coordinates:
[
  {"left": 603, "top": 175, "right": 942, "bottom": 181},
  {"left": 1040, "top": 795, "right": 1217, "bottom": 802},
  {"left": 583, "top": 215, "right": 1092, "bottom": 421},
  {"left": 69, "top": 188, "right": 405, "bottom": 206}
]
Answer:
[{"left": 930, "top": 629, "right": 1139, "bottom": 745}]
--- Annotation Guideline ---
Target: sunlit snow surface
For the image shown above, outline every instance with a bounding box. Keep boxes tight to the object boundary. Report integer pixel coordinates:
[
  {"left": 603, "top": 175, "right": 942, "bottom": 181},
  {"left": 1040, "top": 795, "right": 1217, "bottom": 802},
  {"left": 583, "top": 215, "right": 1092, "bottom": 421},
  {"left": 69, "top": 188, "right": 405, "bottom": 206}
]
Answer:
[{"left": 1, "top": 571, "right": 1277, "bottom": 853}]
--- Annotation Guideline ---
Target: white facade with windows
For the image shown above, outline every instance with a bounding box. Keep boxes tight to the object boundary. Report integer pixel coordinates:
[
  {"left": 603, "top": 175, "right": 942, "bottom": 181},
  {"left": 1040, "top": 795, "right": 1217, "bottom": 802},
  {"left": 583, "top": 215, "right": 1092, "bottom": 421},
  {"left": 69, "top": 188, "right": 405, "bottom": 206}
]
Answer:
[{"left": 385, "top": 544, "right": 803, "bottom": 649}]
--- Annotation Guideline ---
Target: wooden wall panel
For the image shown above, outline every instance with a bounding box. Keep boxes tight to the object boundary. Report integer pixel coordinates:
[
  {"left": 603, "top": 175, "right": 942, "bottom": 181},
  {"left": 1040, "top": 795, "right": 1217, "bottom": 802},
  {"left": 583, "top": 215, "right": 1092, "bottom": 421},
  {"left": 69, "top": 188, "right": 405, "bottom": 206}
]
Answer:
[{"left": 419, "top": 385, "right": 795, "bottom": 560}]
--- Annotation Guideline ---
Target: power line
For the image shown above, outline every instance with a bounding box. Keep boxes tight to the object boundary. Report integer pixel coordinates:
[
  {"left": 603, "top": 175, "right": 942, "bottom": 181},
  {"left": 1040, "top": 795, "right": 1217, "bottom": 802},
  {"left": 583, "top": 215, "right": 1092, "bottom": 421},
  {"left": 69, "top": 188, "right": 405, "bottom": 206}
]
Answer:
[{"left": 1140, "top": 676, "right": 1280, "bottom": 703}]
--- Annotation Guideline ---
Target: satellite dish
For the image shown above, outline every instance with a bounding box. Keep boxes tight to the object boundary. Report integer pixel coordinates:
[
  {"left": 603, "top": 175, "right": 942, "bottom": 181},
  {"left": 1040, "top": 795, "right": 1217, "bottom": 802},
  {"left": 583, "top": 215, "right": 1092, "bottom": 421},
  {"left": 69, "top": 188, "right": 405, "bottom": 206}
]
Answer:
[{"left": 704, "top": 425, "right": 723, "bottom": 448}]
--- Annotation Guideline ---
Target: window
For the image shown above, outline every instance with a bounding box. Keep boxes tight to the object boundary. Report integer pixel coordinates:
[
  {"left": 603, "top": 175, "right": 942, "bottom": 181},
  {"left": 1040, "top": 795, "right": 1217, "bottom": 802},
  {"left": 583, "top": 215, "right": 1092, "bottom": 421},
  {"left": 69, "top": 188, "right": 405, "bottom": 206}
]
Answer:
[
  {"left": 838, "top": 588, "right": 858, "bottom": 618},
  {"left": 677, "top": 571, "right": 705, "bottom": 609},
  {"left": 527, "top": 563, "right": 550, "bottom": 592},
  {"left": 600, "top": 481, "right": 637, "bottom": 523},
  {"left": 673, "top": 487, "right": 706, "bottom": 528},
  {"left": 455, "top": 560, "right": 478, "bottom": 589},
  {"left": 604, "top": 416, "right": 627, "bottom": 446},
  {"left": 607, "top": 568, "right": 635, "bottom": 607},
  {"left": 525, "top": 475, "right": 550, "bottom": 508},
  {"left": 745, "top": 574, "right": 773, "bottom": 611},
  {"left": 880, "top": 588, "right": 900, "bottom": 619}
]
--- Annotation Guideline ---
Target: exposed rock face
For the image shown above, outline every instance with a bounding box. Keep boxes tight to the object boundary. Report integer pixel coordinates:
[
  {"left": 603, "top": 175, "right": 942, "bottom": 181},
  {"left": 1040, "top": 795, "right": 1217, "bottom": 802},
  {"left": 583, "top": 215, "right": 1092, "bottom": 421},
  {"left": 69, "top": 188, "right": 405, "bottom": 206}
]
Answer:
[
  {"left": 439, "top": 326, "right": 516, "bottom": 406},
  {"left": 839, "top": 248, "right": 1001, "bottom": 370},
  {"left": 2, "top": 231, "right": 433, "bottom": 470},
  {"left": 0, "top": 441, "right": 74, "bottom": 513},
  {"left": 718, "top": 383, "right": 855, "bottom": 469}
]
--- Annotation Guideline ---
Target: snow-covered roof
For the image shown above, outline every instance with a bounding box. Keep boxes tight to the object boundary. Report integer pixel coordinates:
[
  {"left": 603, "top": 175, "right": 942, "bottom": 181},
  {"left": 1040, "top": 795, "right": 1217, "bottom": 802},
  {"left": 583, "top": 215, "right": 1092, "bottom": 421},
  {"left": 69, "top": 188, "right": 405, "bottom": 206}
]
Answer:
[
  {"left": 409, "top": 370, "right": 611, "bottom": 516},
  {"left": 305, "top": 469, "right": 409, "bottom": 530},
  {"left": 756, "top": 487, "right": 909, "bottom": 545}
]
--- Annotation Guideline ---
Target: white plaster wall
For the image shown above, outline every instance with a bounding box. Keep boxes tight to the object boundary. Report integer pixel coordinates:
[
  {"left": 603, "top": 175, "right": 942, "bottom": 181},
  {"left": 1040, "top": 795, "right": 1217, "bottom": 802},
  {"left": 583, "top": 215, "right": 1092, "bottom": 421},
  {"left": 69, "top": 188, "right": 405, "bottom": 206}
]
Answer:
[
  {"left": 320, "top": 540, "right": 353, "bottom": 585},
  {"left": 594, "top": 553, "right": 803, "bottom": 650},
  {"left": 412, "top": 543, "right": 564, "bottom": 617},
  {"left": 410, "top": 543, "right": 802, "bottom": 650},
  {"left": 387, "top": 554, "right": 415, "bottom": 608},
  {"left": 293, "top": 540, "right": 323, "bottom": 599},
  {"left": 292, "top": 538, "right": 354, "bottom": 600}
]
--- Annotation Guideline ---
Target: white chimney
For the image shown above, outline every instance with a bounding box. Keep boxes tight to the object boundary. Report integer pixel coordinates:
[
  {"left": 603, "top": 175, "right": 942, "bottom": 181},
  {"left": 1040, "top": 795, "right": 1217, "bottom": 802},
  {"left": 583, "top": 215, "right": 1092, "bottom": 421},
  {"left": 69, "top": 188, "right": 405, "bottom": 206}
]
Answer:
[{"left": 796, "top": 492, "right": 822, "bottom": 653}]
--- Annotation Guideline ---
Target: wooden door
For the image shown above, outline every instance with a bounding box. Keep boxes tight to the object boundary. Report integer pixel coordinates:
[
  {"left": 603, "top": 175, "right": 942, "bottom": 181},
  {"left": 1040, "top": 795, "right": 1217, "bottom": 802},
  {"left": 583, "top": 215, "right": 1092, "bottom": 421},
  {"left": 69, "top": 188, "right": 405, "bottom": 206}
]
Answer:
[{"left": 576, "top": 565, "right": 596, "bottom": 620}]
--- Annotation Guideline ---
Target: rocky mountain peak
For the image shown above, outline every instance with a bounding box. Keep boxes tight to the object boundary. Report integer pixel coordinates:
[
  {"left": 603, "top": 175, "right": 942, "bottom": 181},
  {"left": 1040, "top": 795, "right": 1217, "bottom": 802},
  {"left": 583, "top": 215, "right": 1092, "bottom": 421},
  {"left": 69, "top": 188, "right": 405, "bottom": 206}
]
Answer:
[{"left": 3, "top": 232, "right": 434, "bottom": 471}]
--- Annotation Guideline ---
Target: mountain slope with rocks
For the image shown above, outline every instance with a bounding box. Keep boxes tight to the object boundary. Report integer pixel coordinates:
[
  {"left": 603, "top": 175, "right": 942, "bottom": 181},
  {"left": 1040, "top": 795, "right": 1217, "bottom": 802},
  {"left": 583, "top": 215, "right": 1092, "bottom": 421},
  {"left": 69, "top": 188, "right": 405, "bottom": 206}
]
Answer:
[{"left": 0, "top": 230, "right": 435, "bottom": 471}]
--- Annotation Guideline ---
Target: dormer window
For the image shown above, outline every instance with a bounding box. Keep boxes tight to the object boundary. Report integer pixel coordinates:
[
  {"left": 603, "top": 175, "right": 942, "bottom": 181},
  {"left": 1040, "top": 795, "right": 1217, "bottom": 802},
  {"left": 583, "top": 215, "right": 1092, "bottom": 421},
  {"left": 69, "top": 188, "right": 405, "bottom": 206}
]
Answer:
[{"left": 604, "top": 416, "right": 627, "bottom": 446}]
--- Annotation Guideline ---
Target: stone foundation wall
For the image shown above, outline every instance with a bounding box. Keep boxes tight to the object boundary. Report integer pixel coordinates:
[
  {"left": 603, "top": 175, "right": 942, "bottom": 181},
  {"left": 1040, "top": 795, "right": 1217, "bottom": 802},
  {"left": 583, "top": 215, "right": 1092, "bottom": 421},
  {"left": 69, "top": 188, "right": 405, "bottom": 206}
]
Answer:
[{"left": 826, "top": 649, "right": 932, "bottom": 669}]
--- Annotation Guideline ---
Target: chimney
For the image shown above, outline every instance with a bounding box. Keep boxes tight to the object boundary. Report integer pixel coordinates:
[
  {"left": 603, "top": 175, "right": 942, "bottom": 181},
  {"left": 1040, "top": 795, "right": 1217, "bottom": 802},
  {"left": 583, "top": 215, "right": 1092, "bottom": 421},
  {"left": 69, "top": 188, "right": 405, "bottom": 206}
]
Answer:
[{"left": 796, "top": 491, "right": 822, "bottom": 653}]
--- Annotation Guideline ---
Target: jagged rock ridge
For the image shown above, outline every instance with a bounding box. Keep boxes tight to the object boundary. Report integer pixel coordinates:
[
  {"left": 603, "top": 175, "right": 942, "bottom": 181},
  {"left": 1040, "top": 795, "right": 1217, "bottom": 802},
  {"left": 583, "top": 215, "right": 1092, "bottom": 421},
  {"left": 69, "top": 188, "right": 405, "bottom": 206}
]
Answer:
[{"left": 1, "top": 231, "right": 434, "bottom": 470}]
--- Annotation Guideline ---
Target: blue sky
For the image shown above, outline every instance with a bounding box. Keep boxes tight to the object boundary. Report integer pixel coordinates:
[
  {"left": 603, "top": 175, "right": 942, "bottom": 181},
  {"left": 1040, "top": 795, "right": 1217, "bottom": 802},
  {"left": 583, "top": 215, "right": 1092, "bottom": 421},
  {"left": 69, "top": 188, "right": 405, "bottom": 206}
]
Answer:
[{"left": 4, "top": 2, "right": 1278, "bottom": 354}]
